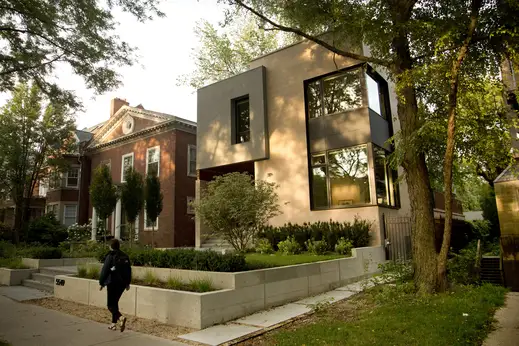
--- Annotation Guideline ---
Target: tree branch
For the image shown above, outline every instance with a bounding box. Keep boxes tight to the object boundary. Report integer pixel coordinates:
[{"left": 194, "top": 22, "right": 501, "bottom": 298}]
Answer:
[
  {"left": 231, "top": 0, "right": 390, "bottom": 67},
  {"left": 0, "top": 53, "right": 65, "bottom": 76}
]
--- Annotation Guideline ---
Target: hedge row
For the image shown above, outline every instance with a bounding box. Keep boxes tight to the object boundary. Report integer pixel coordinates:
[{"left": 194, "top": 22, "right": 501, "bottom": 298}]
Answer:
[
  {"left": 258, "top": 219, "right": 372, "bottom": 252},
  {"left": 97, "top": 247, "right": 247, "bottom": 272}
]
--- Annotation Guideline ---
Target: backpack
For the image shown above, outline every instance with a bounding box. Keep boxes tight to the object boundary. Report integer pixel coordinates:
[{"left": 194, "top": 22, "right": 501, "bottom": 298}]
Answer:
[{"left": 110, "top": 251, "right": 131, "bottom": 286}]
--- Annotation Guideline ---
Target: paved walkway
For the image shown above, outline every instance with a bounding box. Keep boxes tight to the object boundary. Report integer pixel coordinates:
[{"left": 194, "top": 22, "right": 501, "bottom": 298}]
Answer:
[
  {"left": 0, "top": 287, "right": 187, "bottom": 346},
  {"left": 484, "top": 292, "right": 519, "bottom": 346}
]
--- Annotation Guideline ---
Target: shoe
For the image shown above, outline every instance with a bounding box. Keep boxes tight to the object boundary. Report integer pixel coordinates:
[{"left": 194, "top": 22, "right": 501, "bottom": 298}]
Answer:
[
  {"left": 119, "top": 316, "right": 127, "bottom": 332},
  {"left": 108, "top": 323, "right": 117, "bottom": 331}
]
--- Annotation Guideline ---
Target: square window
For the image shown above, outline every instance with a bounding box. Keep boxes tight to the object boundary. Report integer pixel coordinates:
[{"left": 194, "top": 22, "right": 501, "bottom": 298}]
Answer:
[
  {"left": 121, "top": 153, "right": 134, "bottom": 182},
  {"left": 146, "top": 147, "right": 160, "bottom": 177},
  {"left": 233, "top": 96, "right": 250, "bottom": 144},
  {"left": 188, "top": 145, "right": 197, "bottom": 177},
  {"left": 67, "top": 167, "right": 79, "bottom": 187}
]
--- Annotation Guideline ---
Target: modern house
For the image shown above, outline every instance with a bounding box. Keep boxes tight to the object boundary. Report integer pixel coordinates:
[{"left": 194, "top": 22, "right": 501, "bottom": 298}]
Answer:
[
  {"left": 83, "top": 98, "right": 197, "bottom": 248},
  {"left": 195, "top": 39, "right": 413, "bottom": 248}
]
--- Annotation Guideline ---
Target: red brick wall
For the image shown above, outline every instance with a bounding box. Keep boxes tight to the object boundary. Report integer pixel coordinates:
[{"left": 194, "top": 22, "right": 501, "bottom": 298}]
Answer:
[
  {"left": 89, "top": 128, "right": 187, "bottom": 247},
  {"left": 173, "top": 130, "right": 196, "bottom": 247}
]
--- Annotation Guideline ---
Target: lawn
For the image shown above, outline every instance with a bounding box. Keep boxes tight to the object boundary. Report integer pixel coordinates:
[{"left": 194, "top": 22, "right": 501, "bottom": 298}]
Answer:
[
  {"left": 259, "top": 283, "right": 506, "bottom": 346},
  {"left": 245, "top": 253, "right": 346, "bottom": 268}
]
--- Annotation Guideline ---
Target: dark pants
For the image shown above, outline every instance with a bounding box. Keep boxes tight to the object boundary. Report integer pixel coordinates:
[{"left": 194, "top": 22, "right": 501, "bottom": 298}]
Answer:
[{"left": 107, "top": 284, "right": 125, "bottom": 323}]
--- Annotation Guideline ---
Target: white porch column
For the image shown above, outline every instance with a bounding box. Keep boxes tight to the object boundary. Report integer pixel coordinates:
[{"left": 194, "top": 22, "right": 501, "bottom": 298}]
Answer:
[
  {"left": 91, "top": 208, "right": 97, "bottom": 241},
  {"left": 115, "top": 200, "right": 121, "bottom": 239},
  {"left": 134, "top": 214, "right": 139, "bottom": 242}
]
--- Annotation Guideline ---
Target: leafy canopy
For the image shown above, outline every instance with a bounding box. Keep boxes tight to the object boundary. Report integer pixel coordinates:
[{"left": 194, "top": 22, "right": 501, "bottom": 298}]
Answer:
[
  {"left": 121, "top": 167, "right": 144, "bottom": 224},
  {"left": 194, "top": 172, "right": 281, "bottom": 252},
  {"left": 90, "top": 164, "right": 117, "bottom": 223},
  {"left": 144, "top": 173, "right": 163, "bottom": 227},
  {"left": 0, "top": 0, "right": 164, "bottom": 107}
]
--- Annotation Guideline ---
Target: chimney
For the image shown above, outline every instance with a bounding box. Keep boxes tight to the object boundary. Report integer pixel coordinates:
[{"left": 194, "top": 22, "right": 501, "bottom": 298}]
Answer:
[{"left": 110, "top": 98, "right": 129, "bottom": 118}]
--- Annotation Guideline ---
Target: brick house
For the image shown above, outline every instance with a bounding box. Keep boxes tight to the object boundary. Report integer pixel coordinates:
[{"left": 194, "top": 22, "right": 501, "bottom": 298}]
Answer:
[{"left": 83, "top": 99, "right": 197, "bottom": 248}]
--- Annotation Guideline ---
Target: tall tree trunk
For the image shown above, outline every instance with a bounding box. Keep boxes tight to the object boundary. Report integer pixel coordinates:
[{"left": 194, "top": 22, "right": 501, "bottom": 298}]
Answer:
[
  {"left": 151, "top": 222, "right": 155, "bottom": 249},
  {"left": 390, "top": 1, "right": 438, "bottom": 293},
  {"left": 438, "top": 0, "right": 482, "bottom": 292},
  {"left": 12, "top": 199, "right": 22, "bottom": 244}
]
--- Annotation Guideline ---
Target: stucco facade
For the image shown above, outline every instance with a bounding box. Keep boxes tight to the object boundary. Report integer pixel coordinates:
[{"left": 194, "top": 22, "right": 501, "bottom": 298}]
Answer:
[{"left": 196, "top": 40, "right": 412, "bottom": 247}]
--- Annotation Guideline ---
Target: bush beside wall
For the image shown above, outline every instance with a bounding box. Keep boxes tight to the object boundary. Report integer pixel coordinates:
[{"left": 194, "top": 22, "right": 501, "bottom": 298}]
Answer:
[{"left": 258, "top": 218, "right": 372, "bottom": 252}]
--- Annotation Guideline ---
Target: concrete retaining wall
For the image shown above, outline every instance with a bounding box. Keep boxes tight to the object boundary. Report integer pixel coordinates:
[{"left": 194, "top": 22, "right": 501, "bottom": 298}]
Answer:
[
  {"left": 22, "top": 257, "right": 96, "bottom": 269},
  {"left": 0, "top": 268, "right": 38, "bottom": 286},
  {"left": 54, "top": 246, "right": 385, "bottom": 329}
]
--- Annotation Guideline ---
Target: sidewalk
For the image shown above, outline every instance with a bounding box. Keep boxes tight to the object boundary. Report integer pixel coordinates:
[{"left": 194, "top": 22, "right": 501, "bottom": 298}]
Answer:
[
  {"left": 484, "top": 292, "right": 519, "bottom": 346},
  {"left": 0, "top": 287, "right": 187, "bottom": 346}
]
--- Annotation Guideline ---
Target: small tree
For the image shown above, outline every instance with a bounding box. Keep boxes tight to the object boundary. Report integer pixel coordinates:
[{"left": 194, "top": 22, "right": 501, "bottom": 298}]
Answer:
[
  {"left": 121, "top": 168, "right": 144, "bottom": 247},
  {"left": 145, "top": 173, "right": 163, "bottom": 249},
  {"left": 90, "top": 165, "right": 117, "bottom": 244},
  {"left": 194, "top": 172, "right": 281, "bottom": 252}
]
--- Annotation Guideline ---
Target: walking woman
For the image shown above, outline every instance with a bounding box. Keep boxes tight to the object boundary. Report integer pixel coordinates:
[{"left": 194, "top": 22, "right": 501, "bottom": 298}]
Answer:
[{"left": 99, "top": 239, "right": 132, "bottom": 332}]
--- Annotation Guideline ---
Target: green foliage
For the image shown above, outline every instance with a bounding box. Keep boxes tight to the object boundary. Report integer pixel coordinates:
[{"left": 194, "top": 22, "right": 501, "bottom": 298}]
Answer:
[
  {"left": 245, "top": 253, "right": 344, "bottom": 268},
  {"left": 66, "top": 222, "right": 92, "bottom": 242},
  {"left": 77, "top": 265, "right": 87, "bottom": 278},
  {"left": 334, "top": 238, "right": 353, "bottom": 256},
  {"left": 195, "top": 172, "right": 281, "bottom": 251},
  {"left": 178, "top": 16, "right": 286, "bottom": 89},
  {"left": 27, "top": 214, "right": 67, "bottom": 246},
  {"left": 0, "top": 223, "right": 13, "bottom": 242},
  {"left": 121, "top": 168, "right": 145, "bottom": 245},
  {"left": 447, "top": 244, "right": 478, "bottom": 285},
  {"left": 143, "top": 270, "right": 159, "bottom": 286},
  {"left": 77, "top": 264, "right": 100, "bottom": 280},
  {"left": 63, "top": 240, "right": 104, "bottom": 259},
  {"left": 0, "top": 257, "right": 28, "bottom": 269},
  {"left": 96, "top": 247, "right": 247, "bottom": 272},
  {"left": 277, "top": 236, "right": 301, "bottom": 255},
  {"left": 90, "top": 165, "right": 117, "bottom": 239},
  {"left": 305, "top": 239, "right": 328, "bottom": 255},
  {"left": 165, "top": 276, "right": 183, "bottom": 290},
  {"left": 0, "top": 241, "right": 16, "bottom": 258},
  {"left": 378, "top": 260, "right": 414, "bottom": 285},
  {"left": 0, "top": 84, "right": 75, "bottom": 241},
  {"left": 0, "top": 0, "right": 163, "bottom": 107},
  {"left": 24, "top": 247, "right": 62, "bottom": 259},
  {"left": 188, "top": 278, "right": 215, "bottom": 293},
  {"left": 144, "top": 172, "right": 163, "bottom": 242},
  {"left": 259, "top": 218, "right": 371, "bottom": 252},
  {"left": 481, "top": 188, "right": 500, "bottom": 240},
  {"left": 255, "top": 238, "right": 274, "bottom": 254}
]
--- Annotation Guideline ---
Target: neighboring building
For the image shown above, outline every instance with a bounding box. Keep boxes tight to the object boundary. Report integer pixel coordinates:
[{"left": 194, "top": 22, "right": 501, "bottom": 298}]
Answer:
[
  {"left": 463, "top": 210, "right": 484, "bottom": 221},
  {"left": 84, "top": 98, "right": 197, "bottom": 248},
  {"left": 41, "top": 130, "right": 93, "bottom": 227},
  {"left": 195, "top": 39, "right": 413, "bottom": 248}
]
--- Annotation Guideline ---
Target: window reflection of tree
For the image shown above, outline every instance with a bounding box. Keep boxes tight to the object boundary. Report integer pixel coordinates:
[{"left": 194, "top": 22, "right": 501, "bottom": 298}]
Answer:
[
  {"left": 328, "top": 147, "right": 368, "bottom": 179},
  {"left": 323, "top": 71, "right": 362, "bottom": 115},
  {"left": 312, "top": 167, "right": 328, "bottom": 208},
  {"left": 307, "top": 81, "right": 322, "bottom": 118}
]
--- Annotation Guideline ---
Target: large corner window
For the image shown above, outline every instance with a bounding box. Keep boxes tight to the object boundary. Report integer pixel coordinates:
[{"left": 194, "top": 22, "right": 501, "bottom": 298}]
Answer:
[
  {"left": 66, "top": 167, "right": 79, "bottom": 187},
  {"left": 373, "top": 145, "right": 400, "bottom": 207},
  {"left": 307, "top": 68, "right": 363, "bottom": 118},
  {"left": 311, "top": 145, "right": 371, "bottom": 209},
  {"left": 233, "top": 96, "right": 250, "bottom": 144},
  {"left": 121, "top": 153, "right": 134, "bottom": 182},
  {"left": 187, "top": 145, "right": 197, "bottom": 177},
  {"left": 146, "top": 146, "right": 160, "bottom": 177}
]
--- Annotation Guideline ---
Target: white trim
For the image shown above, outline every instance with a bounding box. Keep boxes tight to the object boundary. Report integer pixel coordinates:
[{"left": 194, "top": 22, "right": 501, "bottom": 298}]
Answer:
[
  {"left": 63, "top": 204, "right": 78, "bottom": 227},
  {"left": 143, "top": 208, "right": 159, "bottom": 231},
  {"left": 187, "top": 144, "right": 197, "bottom": 177},
  {"left": 121, "top": 152, "right": 135, "bottom": 182},
  {"left": 146, "top": 146, "right": 160, "bottom": 177}
]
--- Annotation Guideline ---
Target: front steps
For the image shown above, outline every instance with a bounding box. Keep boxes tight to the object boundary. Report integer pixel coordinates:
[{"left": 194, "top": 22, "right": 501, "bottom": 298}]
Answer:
[
  {"left": 22, "top": 267, "right": 77, "bottom": 294},
  {"left": 480, "top": 256, "right": 503, "bottom": 285}
]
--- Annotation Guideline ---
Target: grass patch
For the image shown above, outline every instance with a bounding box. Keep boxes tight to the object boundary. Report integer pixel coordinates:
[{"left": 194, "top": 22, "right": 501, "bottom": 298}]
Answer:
[
  {"left": 245, "top": 252, "right": 346, "bottom": 268},
  {"left": 77, "top": 264, "right": 100, "bottom": 280},
  {"left": 0, "top": 257, "right": 28, "bottom": 269},
  {"left": 266, "top": 283, "right": 506, "bottom": 346}
]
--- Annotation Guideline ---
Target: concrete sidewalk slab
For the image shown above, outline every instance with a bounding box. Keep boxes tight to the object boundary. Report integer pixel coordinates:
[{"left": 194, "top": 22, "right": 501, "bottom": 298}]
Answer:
[
  {"left": 0, "top": 290, "right": 186, "bottom": 346},
  {"left": 294, "top": 289, "right": 355, "bottom": 306},
  {"left": 483, "top": 292, "right": 519, "bottom": 346},
  {"left": 0, "top": 286, "right": 51, "bottom": 301},
  {"left": 235, "top": 303, "right": 311, "bottom": 328},
  {"left": 179, "top": 324, "right": 261, "bottom": 346}
]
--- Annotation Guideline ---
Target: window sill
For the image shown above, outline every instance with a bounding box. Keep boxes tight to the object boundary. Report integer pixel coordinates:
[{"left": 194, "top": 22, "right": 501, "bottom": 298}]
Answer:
[
  {"left": 311, "top": 203, "right": 376, "bottom": 211},
  {"left": 143, "top": 228, "right": 158, "bottom": 232}
]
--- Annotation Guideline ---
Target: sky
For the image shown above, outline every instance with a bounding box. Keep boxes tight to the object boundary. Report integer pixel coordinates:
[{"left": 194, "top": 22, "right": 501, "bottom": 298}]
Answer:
[{"left": 2, "top": 0, "right": 227, "bottom": 130}]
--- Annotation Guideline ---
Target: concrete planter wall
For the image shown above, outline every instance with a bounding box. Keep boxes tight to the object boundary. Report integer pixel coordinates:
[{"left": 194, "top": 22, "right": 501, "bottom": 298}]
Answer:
[
  {"left": 54, "top": 246, "right": 385, "bottom": 329},
  {"left": 22, "top": 257, "right": 97, "bottom": 269},
  {"left": 0, "top": 268, "right": 38, "bottom": 286}
]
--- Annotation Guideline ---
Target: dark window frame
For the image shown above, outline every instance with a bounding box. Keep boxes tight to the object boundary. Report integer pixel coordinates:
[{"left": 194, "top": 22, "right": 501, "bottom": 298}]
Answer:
[
  {"left": 372, "top": 144, "right": 401, "bottom": 208},
  {"left": 231, "top": 95, "right": 251, "bottom": 144},
  {"left": 365, "top": 66, "right": 391, "bottom": 120}
]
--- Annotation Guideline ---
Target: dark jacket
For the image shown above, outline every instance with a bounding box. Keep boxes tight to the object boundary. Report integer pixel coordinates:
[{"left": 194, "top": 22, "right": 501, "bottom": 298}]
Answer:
[{"left": 99, "top": 250, "right": 132, "bottom": 287}]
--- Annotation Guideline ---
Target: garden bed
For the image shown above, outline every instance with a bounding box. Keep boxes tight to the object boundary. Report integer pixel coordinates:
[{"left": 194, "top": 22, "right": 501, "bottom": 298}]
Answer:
[
  {"left": 56, "top": 246, "right": 386, "bottom": 329},
  {"left": 22, "top": 257, "right": 96, "bottom": 269},
  {"left": 0, "top": 268, "right": 37, "bottom": 285},
  {"left": 245, "top": 253, "right": 347, "bottom": 268}
]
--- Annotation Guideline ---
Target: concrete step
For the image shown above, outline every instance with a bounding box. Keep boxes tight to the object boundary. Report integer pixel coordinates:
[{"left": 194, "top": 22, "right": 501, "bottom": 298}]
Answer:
[
  {"left": 31, "top": 273, "right": 55, "bottom": 285},
  {"left": 22, "top": 279, "right": 53, "bottom": 293},
  {"left": 39, "top": 267, "right": 77, "bottom": 277}
]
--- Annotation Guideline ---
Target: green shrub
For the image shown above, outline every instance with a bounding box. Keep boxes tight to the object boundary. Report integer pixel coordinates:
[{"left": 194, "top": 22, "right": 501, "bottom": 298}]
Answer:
[
  {"left": 25, "top": 247, "right": 62, "bottom": 259},
  {"left": 255, "top": 238, "right": 274, "bottom": 254},
  {"left": 0, "top": 241, "right": 16, "bottom": 258},
  {"left": 448, "top": 244, "right": 478, "bottom": 285},
  {"left": 77, "top": 264, "right": 100, "bottom": 279},
  {"left": 77, "top": 265, "right": 87, "bottom": 278},
  {"left": 278, "top": 236, "right": 301, "bottom": 255},
  {"left": 0, "top": 223, "right": 13, "bottom": 242},
  {"left": 165, "top": 276, "right": 183, "bottom": 290},
  {"left": 27, "top": 214, "right": 68, "bottom": 246},
  {"left": 143, "top": 270, "right": 159, "bottom": 286},
  {"left": 66, "top": 222, "right": 92, "bottom": 242},
  {"left": 335, "top": 238, "right": 353, "bottom": 256},
  {"left": 189, "top": 278, "right": 214, "bottom": 292},
  {"left": 259, "top": 218, "right": 371, "bottom": 252},
  {"left": 0, "top": 257, "right": 28, "bottom": 269},
  {"left": 305, "top": 239, "right": 328, "bottom": 255},
  {"left": 378, "top": 259, "right": 413, "bottom": 284}
]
